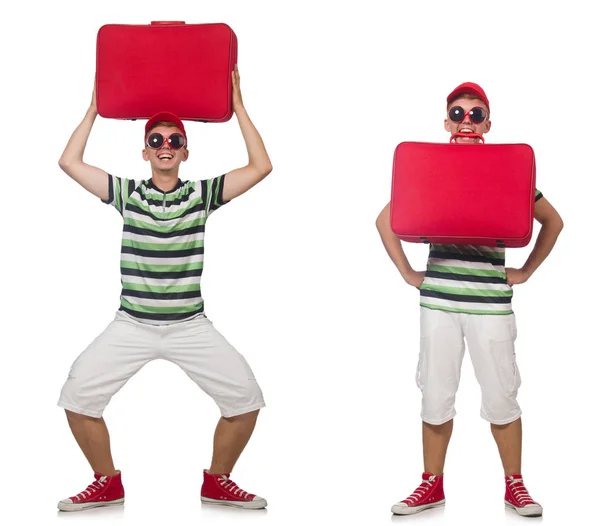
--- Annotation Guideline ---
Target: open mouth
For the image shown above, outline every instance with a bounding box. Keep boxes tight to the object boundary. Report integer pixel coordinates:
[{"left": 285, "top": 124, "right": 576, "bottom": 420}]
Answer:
[
  {"left": 459, "top": 127, "right": 474, "bottom": 133},
  {"left": 157, "top": 152, "right": 174, "bottom": 161}
]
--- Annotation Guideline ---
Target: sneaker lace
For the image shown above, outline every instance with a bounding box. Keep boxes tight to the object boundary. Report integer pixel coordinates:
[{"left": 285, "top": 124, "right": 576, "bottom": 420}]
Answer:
[
  {"left": 218, "top": 475, "right": 249, "bottom": 498},
  {"left": 508, "top": 477, "right": 536, "bottom": 506},
  {"left": 73, "top": 478, "right": 106, "bottom": 502},
  {"left": 405, "top": 475, "right": 436, "bottom": 504}
]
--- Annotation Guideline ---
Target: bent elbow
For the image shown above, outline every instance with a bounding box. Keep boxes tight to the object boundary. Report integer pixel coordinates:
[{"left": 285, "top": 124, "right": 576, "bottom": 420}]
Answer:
[{"left": 262, "top": 161, "right": 273, "bottom": 177}]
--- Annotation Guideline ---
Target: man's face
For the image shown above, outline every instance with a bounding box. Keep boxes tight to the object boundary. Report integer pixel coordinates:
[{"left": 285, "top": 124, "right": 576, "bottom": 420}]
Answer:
[
  {"left": 142, "top": 124, "right": 189, "bottom": 171},
  {"left": 444, "top": 97, "right": 491, "bottom": 144}
]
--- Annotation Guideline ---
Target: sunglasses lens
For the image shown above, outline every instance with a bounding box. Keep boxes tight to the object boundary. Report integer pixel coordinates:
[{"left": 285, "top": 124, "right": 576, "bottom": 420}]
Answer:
[
  {"left": 448, "top": 106, "right": 464, "bottom": 122},
  {"left": 147, "top": 133, "right": 164, "bottom": 149},
  {"left": 470, "top": 107, "right": 486, "bottom": 123},
  {"left": 169, "top": 134, "right": 185, "bottom": 149}
]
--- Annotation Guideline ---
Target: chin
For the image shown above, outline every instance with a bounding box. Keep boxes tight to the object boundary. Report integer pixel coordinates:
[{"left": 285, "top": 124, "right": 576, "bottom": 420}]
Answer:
[{"left": 154, "top": 162, "right": 179, "bottom": 173}]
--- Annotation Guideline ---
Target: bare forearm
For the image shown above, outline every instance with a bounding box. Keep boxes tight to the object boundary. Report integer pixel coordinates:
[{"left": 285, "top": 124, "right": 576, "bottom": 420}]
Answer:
[
  {"left": 522, "top": 218, "right": 563, "bottom": 278},
  {"left": 376, "top": 205, "right": 414, "bottom": 278},
  {"left": 57, "top": 100, "right": 109, "bottom": 200},
  {"left": 381, "top": 230, "right": 414, "bottom": 277},
  {"left": 235, "top": 105, "right": 272, "bottom": 174},
  {"left": 59, "top": 105, "right": 98, "bottom": 166}
]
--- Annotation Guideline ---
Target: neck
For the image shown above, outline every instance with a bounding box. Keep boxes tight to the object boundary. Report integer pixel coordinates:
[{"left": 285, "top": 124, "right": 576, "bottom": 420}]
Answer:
[{"left": 150, "top": 170, "right": 179, "bottom": 192}]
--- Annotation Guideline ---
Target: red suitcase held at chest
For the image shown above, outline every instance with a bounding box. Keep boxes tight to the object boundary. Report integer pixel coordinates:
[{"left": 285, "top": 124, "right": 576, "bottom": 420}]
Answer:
[
  {"left": 390, "top": 134, "right": 536, "bottom": 248},
  {"left": 96, "top": 21, "right": 237, "bottom": 122}
]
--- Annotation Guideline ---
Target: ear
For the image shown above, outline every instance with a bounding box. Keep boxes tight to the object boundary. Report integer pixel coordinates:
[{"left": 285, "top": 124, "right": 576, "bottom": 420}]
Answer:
[
  {"left": 142, "top": 148, "right": 149, "bottom": 161},
  {"left": 182, "top": 148, "right": 189, "bottom": 162},
  {"left": 444, "top": 118, "right": 451, "bottom": 132},
  {"left": 484, "top": 120, "right": 492, "bottom": 133}
]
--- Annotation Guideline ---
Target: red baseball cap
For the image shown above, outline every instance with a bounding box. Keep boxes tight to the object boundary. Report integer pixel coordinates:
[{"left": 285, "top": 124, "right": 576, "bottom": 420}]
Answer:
[
  {"left": 447, "top": 82, "right": 490, "bottom": 112},
  {"left": 145, "top": 111, "right": 187, "bottom": 139}
]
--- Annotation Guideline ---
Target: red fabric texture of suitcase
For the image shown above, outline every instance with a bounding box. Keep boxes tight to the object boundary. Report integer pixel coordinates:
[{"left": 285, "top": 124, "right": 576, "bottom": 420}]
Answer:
[
  {"left": 390, "top": 136, "right": 536, "bottom": 248},
  {"left": 96, "top": 21, "right": 237, "bottom": 122}
]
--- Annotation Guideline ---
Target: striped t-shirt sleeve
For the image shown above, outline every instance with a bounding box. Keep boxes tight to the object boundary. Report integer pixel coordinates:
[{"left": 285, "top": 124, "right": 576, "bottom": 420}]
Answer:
[
  {"left": 101, "top": 174, "right": 137, "bottom": 216},
  {"left": 535, "top": 188, "right": 543, "bottom": 201},
  {"left": 200, "top": 174, "right": 228, "bottom": 215}
]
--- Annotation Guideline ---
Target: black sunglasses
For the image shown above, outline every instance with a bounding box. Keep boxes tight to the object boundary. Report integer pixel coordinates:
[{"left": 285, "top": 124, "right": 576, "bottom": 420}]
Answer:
[
  {"left": 448, "top": 106, "right": 487, "bottom": 124},
  {"left": 146, "top": 132, "right": 186, "bottom": 150}
]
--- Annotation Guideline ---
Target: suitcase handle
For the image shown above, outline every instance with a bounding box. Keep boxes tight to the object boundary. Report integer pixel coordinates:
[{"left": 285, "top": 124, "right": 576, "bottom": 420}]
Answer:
[
  {"left": 151, "top": 21, "right": 186, "bottom": 25},
  {"left": 450, "top": 132, "right": 485, "bottom": 143}
]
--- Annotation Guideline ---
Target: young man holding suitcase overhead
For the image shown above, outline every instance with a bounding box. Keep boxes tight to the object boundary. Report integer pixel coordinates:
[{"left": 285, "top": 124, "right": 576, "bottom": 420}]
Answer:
[
  {"left": 376, "top": 82, "right": 563, "bottom": 517},
  {"left": 56, "top": 67, "right": 272, "bottom": 511}
]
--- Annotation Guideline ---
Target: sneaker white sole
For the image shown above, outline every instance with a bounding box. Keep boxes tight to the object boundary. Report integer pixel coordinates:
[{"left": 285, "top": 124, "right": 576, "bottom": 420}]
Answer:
[
  {"left": 57, "top": 498, "right": 125, "bottom": 512},
  {"left": 391, "top": 499, "right": 445, "bottom": 515},
  {"left": 505, "top": 500, "right": 543, "bottom": 517},
  {"left": 201, "top": 496, "right": 267, "bottom": 510}
]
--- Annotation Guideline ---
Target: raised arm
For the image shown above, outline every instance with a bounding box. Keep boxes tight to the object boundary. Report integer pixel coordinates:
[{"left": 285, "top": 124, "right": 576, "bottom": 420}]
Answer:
[
  {"left": 58, "top": 81, "right": 109, "bottom": 200},
  {"left": 376, "top": 202, "right": 425, "bottom": 289},
  {"left": 222, "top": 66, "right": 273, "bottom": 202}
]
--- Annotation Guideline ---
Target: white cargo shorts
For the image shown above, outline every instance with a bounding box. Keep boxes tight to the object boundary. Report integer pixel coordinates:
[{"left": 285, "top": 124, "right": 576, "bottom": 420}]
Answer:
[
  {"left": 58, "top": 311, "right": 265, "bottom": 418},
  {"left": 416, "top": 307, "right": 522, "bottom": 425}
]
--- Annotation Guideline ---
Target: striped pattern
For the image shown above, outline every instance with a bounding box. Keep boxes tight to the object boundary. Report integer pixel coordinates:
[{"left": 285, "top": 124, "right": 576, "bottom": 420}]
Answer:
[
  {"left": 420, "top": 189, "right": 544, "bottom": 315},
  {"left": 103, "top": 174, "right": 227, "bottom": 324}
]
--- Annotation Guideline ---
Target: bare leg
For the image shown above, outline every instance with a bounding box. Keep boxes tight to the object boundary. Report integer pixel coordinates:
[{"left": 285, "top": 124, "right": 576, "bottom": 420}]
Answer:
[
  {"left": 65, "top": 410, "right": 117, "bottom": 476},
  {"left": 423, "top": 419, "right": 453, "bottom": 475},
  {"left": 208, "top": 410, "right": 259, "bottom": 474},
  {"left": 491, "top": 417, "right": 522, "bottom": 475}
]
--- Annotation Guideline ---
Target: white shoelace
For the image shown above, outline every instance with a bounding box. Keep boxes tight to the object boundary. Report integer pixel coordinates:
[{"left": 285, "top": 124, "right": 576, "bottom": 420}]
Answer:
[
  {"left": 219, "top": 476, "right": 249, "bottom": 498},
  {"left": 507, "top": 477, "right": 536, "bottom": 505},
  {"left": 73, "top": 477, "right": 107, "bottom": 502},
  {"left": 405, "top": 475, "right": 436, "bottom": 504}
]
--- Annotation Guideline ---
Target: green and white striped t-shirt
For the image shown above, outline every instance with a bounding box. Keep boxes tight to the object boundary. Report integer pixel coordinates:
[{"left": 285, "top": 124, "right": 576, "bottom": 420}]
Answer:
[
  {"left": 419, "top": 189, "right": 544, "bottom": 315},
  {"left": 103, "top": 174, "right": 227, "bottom": 324}
]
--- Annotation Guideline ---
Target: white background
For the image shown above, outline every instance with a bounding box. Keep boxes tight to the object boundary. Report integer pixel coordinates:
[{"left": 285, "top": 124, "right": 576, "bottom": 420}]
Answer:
[{"left": 1, "top": 1, "right": 598, "bottom": 525}]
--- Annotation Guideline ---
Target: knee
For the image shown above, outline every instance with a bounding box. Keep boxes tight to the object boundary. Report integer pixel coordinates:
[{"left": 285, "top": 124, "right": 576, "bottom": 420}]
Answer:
[
  {"left": 65, "top": 408, "right": 82, "bottom": 420},
  {"left": 65, "top": 409, "right": 101, "bottom": 423},
  {"left": 224, "top": 409, "right": 260, "bottom": 423},
  {"left": 423, "top": 419, "right": 453, "bottom": 432}
]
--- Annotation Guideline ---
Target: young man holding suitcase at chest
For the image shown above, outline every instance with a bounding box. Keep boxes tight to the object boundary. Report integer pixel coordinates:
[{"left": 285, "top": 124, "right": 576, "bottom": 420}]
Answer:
[
  {"left": 376, "top": 82, "right": 563, "bottom": 517},
  {"left": 56, "top": 67, "right": 272, "bottom": 511}
]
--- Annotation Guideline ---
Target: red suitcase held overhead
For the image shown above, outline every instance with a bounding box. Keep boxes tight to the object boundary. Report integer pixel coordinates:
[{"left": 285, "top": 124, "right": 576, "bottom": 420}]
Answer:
[
  {"left": 390, "top": 133, "right": 536, "bottom": 248},
  {"left": 96, "top": 21, "right": 238, "bottom": 122}
]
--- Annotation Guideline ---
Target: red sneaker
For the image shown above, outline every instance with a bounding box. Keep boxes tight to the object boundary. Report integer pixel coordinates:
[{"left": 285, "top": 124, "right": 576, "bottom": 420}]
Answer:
[
  {"left": 201, "top": 470, "right": 267, "bottom": 509},
  {"left": 504, "top": 474, "right": 543, "bottom": 517},
  {"left": 58, "top": 471, "right": 125, "bottom": 512},
  {"left": 391, "top": 472, "right": 445, "bottom": 515}
]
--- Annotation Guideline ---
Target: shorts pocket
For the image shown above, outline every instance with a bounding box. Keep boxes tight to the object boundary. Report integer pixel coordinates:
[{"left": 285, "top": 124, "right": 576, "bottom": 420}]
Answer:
[
  {"left": 490, "top": 339, "right": 520, "bottom": 394},
  {"left": 415, "top": 338, "right": 429, "bottom": 390},
  {"left": 478, "top": 314, "right": 519, "bottom": 394}
]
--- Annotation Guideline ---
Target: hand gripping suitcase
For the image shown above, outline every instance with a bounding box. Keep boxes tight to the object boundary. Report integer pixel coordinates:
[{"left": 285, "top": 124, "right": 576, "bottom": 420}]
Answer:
[
  {"left": 390, "top": 133, "right": 536, "bottom": 248},
  {"left": 96, "top": 21, "right": 238, "bottom": 122}
]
